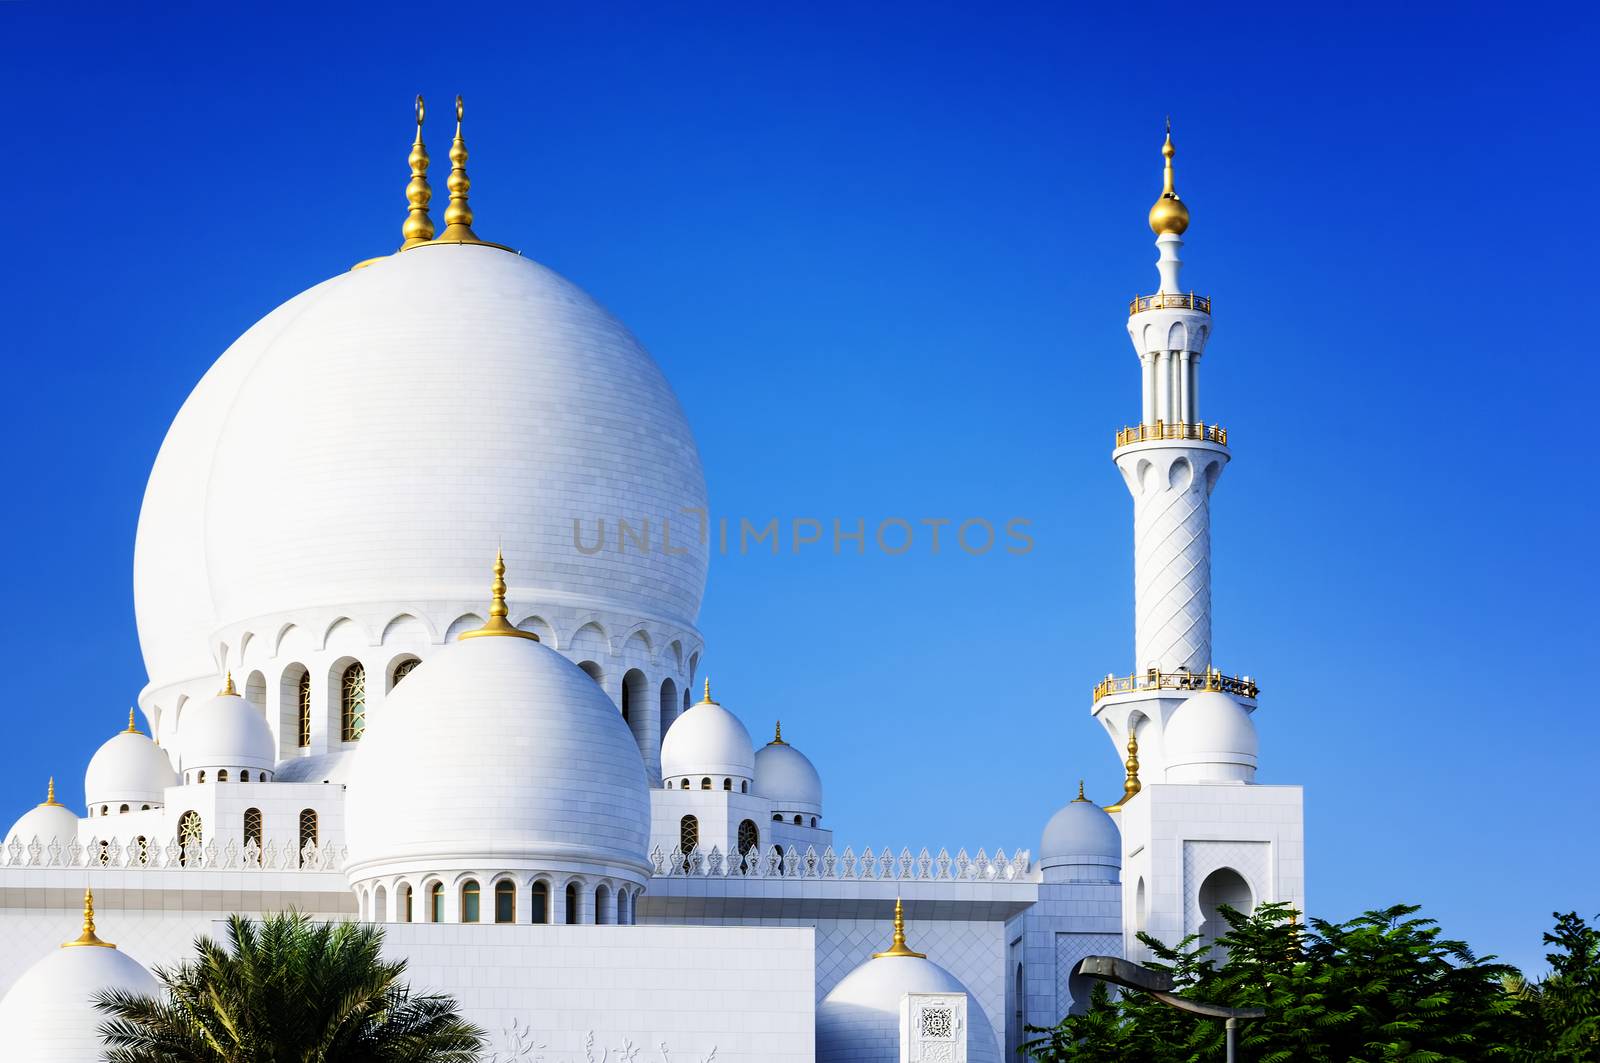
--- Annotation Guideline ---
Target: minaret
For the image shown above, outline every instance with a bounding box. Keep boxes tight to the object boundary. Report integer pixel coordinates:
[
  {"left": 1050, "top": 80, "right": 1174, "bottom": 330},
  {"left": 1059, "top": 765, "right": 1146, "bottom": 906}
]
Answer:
[{"left": 1116, "top": 122, "right": 1227, "bottom": 676}]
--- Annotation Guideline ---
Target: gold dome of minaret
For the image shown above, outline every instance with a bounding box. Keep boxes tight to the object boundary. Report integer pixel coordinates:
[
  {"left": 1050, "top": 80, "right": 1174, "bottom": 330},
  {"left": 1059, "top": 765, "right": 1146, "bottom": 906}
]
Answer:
[{"left": 1147, "top": 119, "right": 1190, "bottom": 237}]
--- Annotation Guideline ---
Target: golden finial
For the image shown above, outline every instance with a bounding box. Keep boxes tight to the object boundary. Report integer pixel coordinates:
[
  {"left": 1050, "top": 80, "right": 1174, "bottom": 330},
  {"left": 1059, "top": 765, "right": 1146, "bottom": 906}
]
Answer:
[
  {"left": 772, "top": 719, "right": 786, "bottom": 745},
  {"left": 126, "top": 708, "right": 141, "bottom": 735},
  {"left": 700, "top": 677, "right": 717, "bottom": 705},
  {"left": 1105, "top": 726, "right": 1143, "bottom": 812},
  {"left": 62, "top": 888, "right": 114, "bottom": 949},
  {"left": 400, "top": 94, "right": 435, "bottom": 250},
  {"left": 219, "top": 671, "right": 236, "bottom": 697},
  {"left": 1148, "top": 119, "right": 1190, "bottom": 237},
  {"left": 437, "top": 95, "right": 483, "bottom": 244},
  {"left": 1074, "top": 779, "right": 1088, "bottom": 803},
  {"left": 460, "top": 550, "right": 541, "bottom": 641},
  {"left": 873, "top": 898, "right": 927, "bottom": 959},
  {"left": 43, "top": 776, "right": 60, "bottom": 806}
]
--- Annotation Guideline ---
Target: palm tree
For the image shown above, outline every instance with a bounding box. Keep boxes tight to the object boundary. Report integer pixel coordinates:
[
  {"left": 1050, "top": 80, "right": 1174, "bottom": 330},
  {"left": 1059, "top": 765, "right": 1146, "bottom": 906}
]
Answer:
[{"left": 94, "top": 911, "right": 484, "bottom": 1062}]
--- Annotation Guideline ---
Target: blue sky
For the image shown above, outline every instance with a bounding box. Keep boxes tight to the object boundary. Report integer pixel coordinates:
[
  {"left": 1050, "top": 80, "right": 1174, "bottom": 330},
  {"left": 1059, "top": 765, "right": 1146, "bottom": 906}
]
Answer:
[{"left": 2, "top": 3, "right": 1594, "bottom": 974}]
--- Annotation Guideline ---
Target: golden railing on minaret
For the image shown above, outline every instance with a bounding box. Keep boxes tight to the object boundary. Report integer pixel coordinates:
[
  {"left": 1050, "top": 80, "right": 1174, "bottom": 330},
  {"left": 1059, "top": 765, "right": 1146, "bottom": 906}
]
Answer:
[
  {"left": 1115, "top": 422, "right": 1228, "bottom": 447},
  {"left": 1129, "top": 292, "right": 1211, "bottom": 315},
  {"left": 1092, "top": 667, "right": 1258, "bottom": 705}
]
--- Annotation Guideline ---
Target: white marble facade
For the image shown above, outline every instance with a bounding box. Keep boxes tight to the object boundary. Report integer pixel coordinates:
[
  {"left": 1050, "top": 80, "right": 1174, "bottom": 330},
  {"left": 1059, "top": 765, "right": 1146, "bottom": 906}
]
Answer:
[{"left": 0, "top": 125, "right": 1303, "bottom": 1062}]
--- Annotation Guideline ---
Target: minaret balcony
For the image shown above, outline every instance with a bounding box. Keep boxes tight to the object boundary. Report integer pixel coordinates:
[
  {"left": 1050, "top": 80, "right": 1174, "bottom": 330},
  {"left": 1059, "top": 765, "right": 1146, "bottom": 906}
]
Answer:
[
  {"left": 1093, "top": 667, "right": 1258, "bottom": 705},
  {"left": 1115, "top": 422, "right": 1228, "bottom": 447},
  {"left": 1129, "top": 291, "right": 1211, "bottom": 316}
]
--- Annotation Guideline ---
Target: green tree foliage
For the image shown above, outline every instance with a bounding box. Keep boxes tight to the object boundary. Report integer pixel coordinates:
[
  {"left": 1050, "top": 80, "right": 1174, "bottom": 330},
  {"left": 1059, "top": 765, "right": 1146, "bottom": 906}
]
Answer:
[
  {"left": 1026, "top": 903, "right": 1536, "bottom": 1062},
  {"left": 1503, "top": 912, "right": 1600, "bottom": 1061},
  {"left": 93, "top": 911, "right": 484, "bottom": 1063}
]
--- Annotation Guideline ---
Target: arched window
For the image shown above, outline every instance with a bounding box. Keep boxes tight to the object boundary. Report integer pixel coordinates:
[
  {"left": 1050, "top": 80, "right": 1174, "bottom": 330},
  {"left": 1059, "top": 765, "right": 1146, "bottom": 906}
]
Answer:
[
  {"left": 793, "top": 814, "right": 802, "bottom": 825},
  {"left": 140, "top": 804, "right": 150, "bottom": 811},
  {"left": 700, "top": 777, "right": 711, "bottom": 790},
  {"left": 810, "top": 816, "right": 818, "bottom": 828},
  {"left": 239, "top": 771, "right": 249, "bottom": 782},
  {"left": 741, "top": 781, "right": 749, "bottom": 794},
  {"left": 197, "top": 770, "right": 206, "bottom": 784},
  {"left": 1198, "top": 868, "right": 1253, "bottom": 952},
  {"left": 374, "top": 884, "right": 387, "bottom": 922},
  {"left": 392, "top": 657, "right": 420, "bottom": 688},
  {"left": 494, "top": 880, "right": 515, "bottom": 923},
  {"left": 565, "top": 883, "right": 579, "bottom": 925},
  {"left": 217, "top": 770, "right": 228, "bottom": 783},
  {"left": 297, "top": 670, "right": 312, "bottom": 747},
  {"left": 119, "top": 803, "right": 129, "bottom": 813},
  {"left": 723, "top": 778, "right": 732, "bottom": 791},
  {"left": 100, "top": 804, "right": 108, "bottom": 816},
  {"left": 679, "top": 779, "right": 689, "bottom": 790},
  {"left": 530, "top": 881, "right": 549, "bottom": 924},
  {"left": 429, "top": 882, "right": 444, "bottom": 922},
  {"left": 738, "top": 819, "right": 759, "bottom": 873},
  {"left": 243, "top": 807, "right": 262, "bottom": 850},
  {"left": 772, "top": 813, "right": 782, "bottom": 822},
  {"left": 340, "top": 663, "right": 367, "bottom": 741},
  {"left": 595, "top": 883, "right": 612, "bottom": 925},
  {"left": 298, "top": 808, "right": 318, "bottom": 865},
  {"left": 620, "top": 680, "right": 630, "bottom": 723},
  {"left": 401, "top": 885, "right": 413, "bottom": 923},
  {"left": 177, "top": 810, "right": 202, "bottom": 866},
  {"left": 461, "top": 880, "right": 481, "bottom": 923},
  {"left": 680, "top": 814, "right": 699, "bottom": 857}
]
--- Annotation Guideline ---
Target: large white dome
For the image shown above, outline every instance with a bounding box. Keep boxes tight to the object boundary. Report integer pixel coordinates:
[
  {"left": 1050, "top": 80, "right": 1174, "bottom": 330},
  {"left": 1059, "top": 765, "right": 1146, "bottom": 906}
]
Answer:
[
  {"left": 660, "top": 685, "right": 756, "bottom": 785},
  {"left": 85, "top": 719, "right": 178, "bottom": 810},
  {"left": 344, "top": 630, "right": 651, "bottom": 881},
  {"left": 1039, "top": 793, "right": 1121, "bottom": 883},
  {"left": 5, "top": 784, "right": 79, "bottom": 845},
  {"left": 754, "top": 727, "right": 823, "bottom": 815},
  {"left": 1163, "top": 691, "right": 1258, "bottom": 784},
  {"left": 134, "top": 242, "right": 709, "bottom": 693},
  {"left": 0, "top": 898, "right": 159, "bottom": 1062}
]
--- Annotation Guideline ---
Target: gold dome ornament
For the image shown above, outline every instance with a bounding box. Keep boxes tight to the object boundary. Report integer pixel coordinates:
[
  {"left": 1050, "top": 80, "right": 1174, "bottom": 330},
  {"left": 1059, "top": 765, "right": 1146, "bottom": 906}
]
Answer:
[
  {"left": 62, "top": 888, "right": 115, "bottom": 949},
  {"left": 400, "top": 94, "right": 435, "bottom": 250},
  {"left": 698, "top": 677, "right": 717, "bottom": 705},
  {"left": 42, "top": 776, "right": 61, "bottom": 806},
  {"left": 125, "top": 708, "right": 141, "bottom": 735},
  {"left": 873, "top": 898, "right": 927, "bottom": 959},
  {"left": 1104, "top": 727, "right": 1142, "bottom": 813},
  {"left": 219, "top": 671, "right": 237, "bottom": 696},
  {"left": 438, "top": 95, "right": 482, "bottom": 244},
  {"left": 1147, "top": 118, "right": 1190, "bottom": 237},
  {"left": 459, "top": 550, "right": 540, "bottom": 641}
]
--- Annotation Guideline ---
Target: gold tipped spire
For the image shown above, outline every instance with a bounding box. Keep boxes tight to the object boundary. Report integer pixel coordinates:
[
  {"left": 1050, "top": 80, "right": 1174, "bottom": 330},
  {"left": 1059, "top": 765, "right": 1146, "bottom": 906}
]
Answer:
[
  {"left": 1074, "top": 779, "right": 1088, "bottom": 803},
  {"left": 126, "top": 708, "right": 140, "bottom": 735},
  {"left": 400, "top": 94, "right": 435, "bottom": 250},
  {"left": 43, "top": 776, "right": 60, "bottom": 806},
  {"left": 1148, "top": 118, "right": 1191, "bottom": 237},
  {"left": 62, "top": 888, "right": 115, "bottom": 949},
  {"left": 873, "top": 898, "right": 927, "bottom": 959},
  {"left": 1105, "top": 727, "right": 1143, "bottom": 812},
  {"left": 700, "top": 677, "right": 717, "bottom": 705},
  {"left": 437, "top": 95, "right": 483, "bottom": 244},
  {"left": 459, "top": 550, "right": 541, "bottom": 641},
  {"left": 771, "top": 719, "right": 786, "bottom": 745},
  {"left": 219, "top": 672, "right": 236, "bottom": 697}
]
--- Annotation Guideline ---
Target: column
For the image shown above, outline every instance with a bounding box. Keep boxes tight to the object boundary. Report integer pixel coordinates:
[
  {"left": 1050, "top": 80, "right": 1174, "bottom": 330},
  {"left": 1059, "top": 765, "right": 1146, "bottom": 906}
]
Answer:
[
  {"left": 1141, "top": 353, "right": 1158, "bottom": 426},
  {"left": 1178, "top": 351, "right": 1193, "bottom": 426},
  {"left": 1155, "top": 352, "right": 1171, "bottom": 423}
]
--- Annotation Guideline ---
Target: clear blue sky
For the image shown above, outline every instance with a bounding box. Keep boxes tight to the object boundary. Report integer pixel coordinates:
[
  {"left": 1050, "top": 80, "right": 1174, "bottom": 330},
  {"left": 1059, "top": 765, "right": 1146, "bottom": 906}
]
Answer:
[{"left": 2, "top": 4, "right": 1593, "bottom": 974}]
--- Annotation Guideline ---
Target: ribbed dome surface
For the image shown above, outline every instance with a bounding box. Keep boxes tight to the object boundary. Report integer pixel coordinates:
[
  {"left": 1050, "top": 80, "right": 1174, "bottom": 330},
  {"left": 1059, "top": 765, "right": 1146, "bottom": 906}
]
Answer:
[
  {"left": 344, "top": 633, "right": 651, "bottom": 879},
  {"left": 0, "top": 939, "right": 158, "bottom": 1060},
  {"left": 135, "top": 243, "right": 708, "bottom": 692}
]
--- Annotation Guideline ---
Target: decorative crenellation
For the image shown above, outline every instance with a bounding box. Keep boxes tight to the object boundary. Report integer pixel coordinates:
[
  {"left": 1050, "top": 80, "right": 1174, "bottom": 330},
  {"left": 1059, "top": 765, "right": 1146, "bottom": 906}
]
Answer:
[
  {"left": 1, "top": 833, "right": 347, "bottom": 872},
  {"left": 649, "top": 843, "right": 1031, "bottom": 882}
]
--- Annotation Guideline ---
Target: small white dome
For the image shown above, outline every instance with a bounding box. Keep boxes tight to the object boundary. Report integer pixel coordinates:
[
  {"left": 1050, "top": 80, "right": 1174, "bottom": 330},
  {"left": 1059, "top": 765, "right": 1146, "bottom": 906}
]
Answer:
[
  {"left": 6, "top": 783, "right": 79, "bottom": 844},
  {"left": 345, "top": 631, "right": 651, "bottom": 884},
  {"left": 0, "top": 898, "right": 159, "bottom": 1061},
  {"left": 86, "top": 717, "right": 177, "bottom": 810},
  {"left": 178, "top": 683, "right": 276, "bottom": 776},
  {"left": 754, "top": 725, "right": 823, "bottom": 814},
  {"left": 1163, "top": 691, "right": 1258, "bottom": 784},
  {"left": 817, "top": 941, "right": 1000, "bottom": 1063},
  {"left": 660, "top": 684, "right": 756, "bottom": 785},
  {"left": 1039, "top": 794, "right": 1121, "bottom": 883}
]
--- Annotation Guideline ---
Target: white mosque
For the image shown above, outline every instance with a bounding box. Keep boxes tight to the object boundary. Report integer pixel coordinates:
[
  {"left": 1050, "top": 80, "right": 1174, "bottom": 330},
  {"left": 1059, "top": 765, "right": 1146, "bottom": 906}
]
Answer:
[{"left": 0, "top": 99, "right": 1304, "bottom": 1061}]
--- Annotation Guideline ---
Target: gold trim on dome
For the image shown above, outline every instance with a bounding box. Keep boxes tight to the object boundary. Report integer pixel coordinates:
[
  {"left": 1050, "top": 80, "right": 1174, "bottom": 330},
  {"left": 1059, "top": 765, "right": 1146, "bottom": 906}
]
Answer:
[
  {"left": 62, "top": 888, "right": 115, "bottom": 949},
  {"left": 459, "top": 550, "right": 541, "bottom": 641},
  {"left": 873, "top": 898, "right": 926, "bottom": 959},
  {"left": 1073, "top": 779, "right": 1089, "bottom": 803},
  {"left": 1148, "top": 118, "right": 1191, "bottom": 236},
  {"left": 219, "top": 672, "right": 236, "bottom": 697},
  {"left": 1105, "top": 729, "right": 1142, "bottom": 813},
  {"left": 400, "top": 94, "right": 436, "bottom": 251},
  {"left": 698, "top": 677, "right": 717, "bottom": 706},
  {"left": 125, "top": 708, "right": 141, "bottom": 735},
  {"left": 42, "top": 776, "right": 61, "bottom": 807},
  {"left": 770, "top": 719, "right": 786, "bottom": 745}
]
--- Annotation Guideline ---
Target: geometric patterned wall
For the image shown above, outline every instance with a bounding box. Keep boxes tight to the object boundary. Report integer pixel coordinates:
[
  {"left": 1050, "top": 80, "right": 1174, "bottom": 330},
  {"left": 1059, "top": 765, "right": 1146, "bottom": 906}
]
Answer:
[
  {"left": 1181, "top": 839, "right": 1268, "bottom": 937},
  {"left": 1054, "top": 932, "right": 1123, "bottom": 1015}
]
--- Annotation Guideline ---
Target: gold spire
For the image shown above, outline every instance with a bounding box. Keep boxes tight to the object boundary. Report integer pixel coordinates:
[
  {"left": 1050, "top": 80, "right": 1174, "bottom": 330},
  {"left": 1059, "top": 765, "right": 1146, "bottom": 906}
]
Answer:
[
  {"left": 126, "top": 708, "right": 140, "bottom": 735},
  {"left": 1073, "top": 779, "right": 1088, "bottom": 803},
  {"left": 437, "top": 95, "right": 484, "bottom": 244},
  {"left": 699, "top": 677, "right": 717, "bottom": 705},
  {"left": 459, "top": 550, "right": 541, "bottom": 641},
  {"left": 43, "top": 776, "right": 60, "bottom": 806},
  {"left": 1105, "top": 727, "right": 1142, "bottom": 813},
  {"left": 771, "top": 719, "right": 786, "bottom": 745},
  {"left": 873, "top": 898, "right": 927, "bottom": 959},
  {"left": 219, "top": 672, "right": 236, "bottom": 696},
  {"left": 400, "top": 94, "right": 435, "bottom": 250},
  {"left": 62, "top": 888, "right": 115, "bottom": 949},
  {"left": 1148, "top": 118, "right": 1190, "bottom": 237}
]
